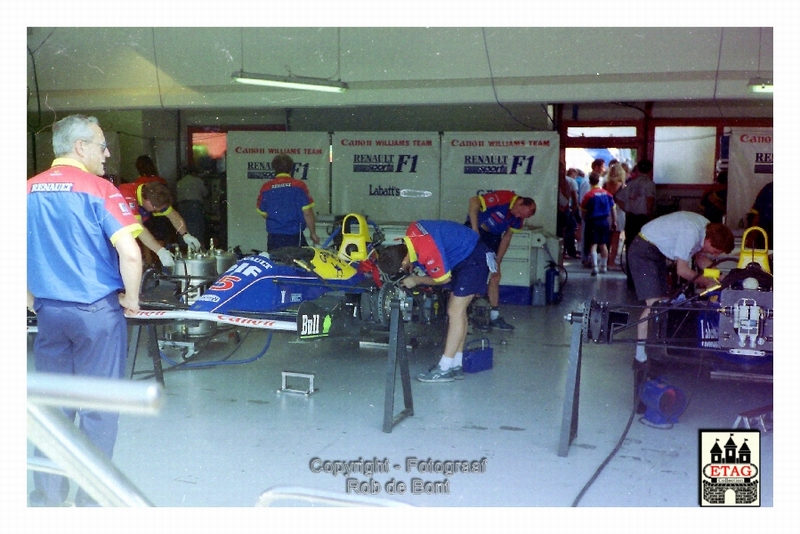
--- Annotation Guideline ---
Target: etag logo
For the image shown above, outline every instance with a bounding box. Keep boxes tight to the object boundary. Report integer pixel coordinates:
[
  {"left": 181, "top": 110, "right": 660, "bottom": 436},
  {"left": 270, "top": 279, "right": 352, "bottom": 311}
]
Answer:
[{"left": 699, "top": 430, "right": 761, "bottom": 506}]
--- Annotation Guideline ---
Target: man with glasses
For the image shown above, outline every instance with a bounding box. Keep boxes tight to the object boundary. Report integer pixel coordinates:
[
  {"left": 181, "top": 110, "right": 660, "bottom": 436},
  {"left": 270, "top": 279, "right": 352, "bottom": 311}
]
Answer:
[{"left": 27, "top": 115, "right": 143, "bottom": 506}]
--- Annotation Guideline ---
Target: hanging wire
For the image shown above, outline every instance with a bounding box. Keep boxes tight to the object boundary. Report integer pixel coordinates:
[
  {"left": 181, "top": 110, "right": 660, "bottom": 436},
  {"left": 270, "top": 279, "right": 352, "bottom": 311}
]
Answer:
[
  {"left": 712, "top": 27, "right": 727, "bottom": 121},
  {"left": 481, "top": 28, "right": 540, "bottom": 131},
  {"left": 27, "top": 28, "right": 57, "bottom": 132},
  {"left": 151, "top": 28, "right": 166, "bottom": 109},
  {"left": 757, "top": 28, "right": 763, "bottom": 75},
  {"left": 240, "top": 27, "right": 245, "bottom": 72},
  {"left": 334, "top": 27, "right": 343, "bottom": 82}
]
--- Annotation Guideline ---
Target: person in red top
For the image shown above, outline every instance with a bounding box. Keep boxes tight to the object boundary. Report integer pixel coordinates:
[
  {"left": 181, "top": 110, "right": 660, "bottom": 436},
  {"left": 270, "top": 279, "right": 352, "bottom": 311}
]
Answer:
[
  {"left": 118, "top": 181, "right": 201, "bottom": 267},
  {"left": 132, "top": 155, "right": 172, "bottom": 252},
  {"left": 580, "top": 173, "right": 616, "bottom": 276},
  {"left": 466, "top": 190, "right": 536, "bottom": 330},
  {"left": 377, "top": 220, "right": 491, "bottom": 383}
]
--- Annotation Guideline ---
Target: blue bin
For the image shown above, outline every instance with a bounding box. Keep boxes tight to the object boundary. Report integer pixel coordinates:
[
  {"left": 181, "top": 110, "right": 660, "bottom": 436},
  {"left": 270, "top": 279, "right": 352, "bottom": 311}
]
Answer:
[{"left": 463, "top": 338, "right": 493, "bottom": 373}]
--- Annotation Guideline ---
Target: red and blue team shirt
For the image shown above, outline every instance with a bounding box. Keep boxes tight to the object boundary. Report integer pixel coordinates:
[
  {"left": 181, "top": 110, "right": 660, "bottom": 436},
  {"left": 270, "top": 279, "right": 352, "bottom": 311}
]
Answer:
[
  {"left": 27, "top": 158, "right": 143, "bottom": 304},
  {"left": 403, "top": 220, "right": 479, "bottom": 283},
  {"left": 256, "top": 173, "right": 315, "bottom": 235},
  {"left": 581, "top": 187, "right": 615, "bottom": 220},
  {"left": 118, "top": 182, "right": 173, "bottom": 223},
  {"left": 476, "top": 190, "right": 524, "bottom": 235}
]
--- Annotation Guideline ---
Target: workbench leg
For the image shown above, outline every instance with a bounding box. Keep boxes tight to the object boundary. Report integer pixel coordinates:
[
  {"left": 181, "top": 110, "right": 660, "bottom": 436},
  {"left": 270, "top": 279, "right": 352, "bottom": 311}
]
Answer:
[
  {"left": 128, "top": 325, "right": 142, "bottom": 380},
  {"left": 146, "top": 325, "right": 165, "bottom": 387},
  {"left": 558, "top": 316, "right": 584, "bottom": 457},
  {"left": 383, "top": 299, "right": 414, "bottom": 433}
]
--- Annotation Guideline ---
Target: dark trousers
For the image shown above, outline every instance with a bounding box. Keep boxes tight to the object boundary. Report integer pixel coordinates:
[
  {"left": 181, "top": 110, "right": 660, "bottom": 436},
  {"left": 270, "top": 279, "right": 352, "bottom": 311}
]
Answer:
[
  {"left": 177, "top": 200, "right": 206, "bottom": 246},
  {"left": 557, "top": 210, "right": 578, "bottom": 256},
  {"left": 267, "top": 232, "right": 308, "bottom": 252},
  {"left": 624, "top": 214, "right": 653, "bottom": 287},
  {"left": 31, "top": 293, "right": 127, "bottom": 506}
]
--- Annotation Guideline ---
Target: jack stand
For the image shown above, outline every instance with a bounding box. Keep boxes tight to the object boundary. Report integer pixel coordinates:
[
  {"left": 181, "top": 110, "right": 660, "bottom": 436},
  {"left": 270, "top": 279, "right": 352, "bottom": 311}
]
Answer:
[
  {"left": 382, "top": 298, "right": 414, "bottom": 433},
  {"left": 278, "top": 372, "right": 317, "bottom": 396},
  {"left": 733, "top": 404, "right": 772, "bottom": 433},
  {"left": 558, "top": 305, "right": 588, "bottom": 457}
]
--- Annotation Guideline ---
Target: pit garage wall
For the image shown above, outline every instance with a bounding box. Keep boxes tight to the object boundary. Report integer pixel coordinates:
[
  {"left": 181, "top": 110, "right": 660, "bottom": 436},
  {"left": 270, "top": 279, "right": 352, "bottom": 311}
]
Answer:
[
  {"left": 440, "top": 132, "right": 559, "bottom": 234},
  {"left": 226, "top": 131, "right": 560, "bottom": 252},
  {"left": 331, "top": 132, "right": 441, "bottom": 223},
  {"left": 726, "top": 128, "right": 773, "bottom": 231},
  {"left": 226, "top": 131, "right": 331, "bottom": 253}
]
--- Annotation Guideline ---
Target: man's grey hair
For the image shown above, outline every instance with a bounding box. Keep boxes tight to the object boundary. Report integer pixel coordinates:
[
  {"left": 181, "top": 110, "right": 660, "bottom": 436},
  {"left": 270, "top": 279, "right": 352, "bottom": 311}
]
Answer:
[{"left": 52, "top": 115, "right": 100, "bottom": 157}]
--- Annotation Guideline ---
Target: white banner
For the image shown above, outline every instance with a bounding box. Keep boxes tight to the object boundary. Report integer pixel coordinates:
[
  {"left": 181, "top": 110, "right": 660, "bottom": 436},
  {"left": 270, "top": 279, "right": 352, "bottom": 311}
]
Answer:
[
  {"left": 440, "top": 132, "right": 560, "bottom": 234},
  {"left": 331, "top": 132, "right": 441, "bottom": 223},
  {"left": 226, "top": 131, "right": 331, "bottom": 252},
  {"left": 727, "top": 128, "right": 773, "bottom": 230}
]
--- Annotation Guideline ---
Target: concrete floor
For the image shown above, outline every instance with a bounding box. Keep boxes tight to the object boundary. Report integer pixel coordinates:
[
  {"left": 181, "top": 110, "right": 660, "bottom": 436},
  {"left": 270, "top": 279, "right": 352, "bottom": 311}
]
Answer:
[{"left": 27, "top": 259, "right": 774, "bottom": 512}]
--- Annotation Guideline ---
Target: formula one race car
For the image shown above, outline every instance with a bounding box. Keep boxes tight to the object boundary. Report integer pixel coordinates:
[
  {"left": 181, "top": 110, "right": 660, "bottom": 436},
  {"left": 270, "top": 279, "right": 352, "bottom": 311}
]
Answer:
[
  {"left": 586, "top": 227, "right": 773, "bottom": 380},
  {"left": 131, "top": 213, "right": 447, "bottom": 354}
]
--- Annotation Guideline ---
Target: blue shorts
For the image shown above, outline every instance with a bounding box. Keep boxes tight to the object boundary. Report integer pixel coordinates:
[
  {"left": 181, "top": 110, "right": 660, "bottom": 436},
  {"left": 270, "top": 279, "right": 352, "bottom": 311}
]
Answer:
[
  {"left": 586, "top": 217, "right": 611, "bottom": 246},
  {"left": 463, "top": 219, "right": 503, "bottom": 253},
  {"left": 449, "top": 241, "right": 491, "bottom": 297}
]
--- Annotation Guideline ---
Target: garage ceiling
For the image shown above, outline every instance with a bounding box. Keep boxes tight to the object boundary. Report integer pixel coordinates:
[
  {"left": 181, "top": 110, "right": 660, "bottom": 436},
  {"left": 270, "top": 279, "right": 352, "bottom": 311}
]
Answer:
[{"left": 27, "top": 27, "right": 773, "bottom": 111}]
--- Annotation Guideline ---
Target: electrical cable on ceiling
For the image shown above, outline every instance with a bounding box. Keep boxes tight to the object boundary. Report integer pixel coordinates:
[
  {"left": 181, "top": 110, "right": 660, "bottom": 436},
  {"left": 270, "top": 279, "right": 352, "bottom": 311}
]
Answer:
[
  {"left": 613, "top": 102, "right": 647, "bottom": 116},
  {"left": 239, "top": 27, "right": 343, "bottom": 82},
  {"left": 481, "top": 28, "right": 541, "bottom": 131},
  {"left": 712, "top": 27, "right": 728, "bottom": 123},
  {"left": 151, "top": 28, "right": 166, "bottom": 110},
  {"left": 27, "top": 28, "right": 57, "bottom": 132}
]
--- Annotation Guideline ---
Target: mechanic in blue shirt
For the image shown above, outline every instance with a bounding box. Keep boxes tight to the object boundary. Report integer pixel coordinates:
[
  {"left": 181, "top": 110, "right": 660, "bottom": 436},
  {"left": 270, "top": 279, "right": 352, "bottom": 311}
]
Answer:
[
  {"left": 466, "top": 190, "right": 536, "bottom": 330},
  {"left": 377, "top": 220, "right": 491, "bottom": 383},
  {"left": 27, "top": 115, "right": 143, "bottom": 506},
  {"left": 256, "top": 154, "right": 320, "bottom": 252}
]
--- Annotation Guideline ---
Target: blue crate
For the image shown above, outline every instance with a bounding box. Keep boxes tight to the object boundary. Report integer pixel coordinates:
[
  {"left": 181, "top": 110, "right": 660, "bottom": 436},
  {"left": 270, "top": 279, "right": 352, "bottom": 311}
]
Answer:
[
  {"left": 463, "top": 338, "right": 493, "bottom": 373},
  {"left": 498, "top": 285, "right": 533, "bottom": 305}
]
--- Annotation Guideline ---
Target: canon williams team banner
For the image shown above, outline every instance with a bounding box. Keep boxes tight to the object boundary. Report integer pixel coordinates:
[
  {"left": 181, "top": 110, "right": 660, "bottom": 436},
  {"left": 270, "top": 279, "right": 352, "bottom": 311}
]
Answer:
[
  {"left": 727, "top": 128, "right": 773, "bottom": 233},
  {"left": 331, "top": 132, "right": 441, "bottom": 223},
  {"left": 439, "top": 132, "right": 559, "bottom": 234},
  {"left": 226, "top": 131, "right": 331, "bottom": 253}
]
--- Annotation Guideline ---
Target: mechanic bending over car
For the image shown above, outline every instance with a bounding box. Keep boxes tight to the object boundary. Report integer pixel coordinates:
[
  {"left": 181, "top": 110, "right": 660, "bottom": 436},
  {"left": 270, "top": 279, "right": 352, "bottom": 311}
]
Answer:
[
  {"left": 118, "top": 181, "right": 202, "bottom": 268},
  {"left": 377, "top": 220, "right": 493, "bottom": 383},
  {"left": 466, "top": 190, "right": 536, "bottom": 330},
  {"left": 627, "top": 211, "right": 734, "bottom": 385}
]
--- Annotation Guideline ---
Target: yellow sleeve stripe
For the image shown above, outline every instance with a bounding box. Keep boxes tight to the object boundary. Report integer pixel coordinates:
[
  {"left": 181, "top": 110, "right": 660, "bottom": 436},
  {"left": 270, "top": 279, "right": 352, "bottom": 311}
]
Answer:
[{"left": 110, "top": 223, "right": 143, "bottom": 245}]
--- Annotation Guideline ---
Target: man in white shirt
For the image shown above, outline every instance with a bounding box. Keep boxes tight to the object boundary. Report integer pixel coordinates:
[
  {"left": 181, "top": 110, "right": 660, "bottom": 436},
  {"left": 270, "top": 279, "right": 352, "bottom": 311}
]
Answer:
[{"left": 627, "top": 211, "right": 734, "bottom": 406}]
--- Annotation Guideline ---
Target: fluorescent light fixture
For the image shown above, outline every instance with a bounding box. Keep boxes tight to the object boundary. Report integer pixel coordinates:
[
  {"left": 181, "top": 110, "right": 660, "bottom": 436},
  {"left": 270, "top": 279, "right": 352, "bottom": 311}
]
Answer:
[
  {"left": 232, "top": 71, "right": 348, "bottom": 93},
  {"left": 748, "top": 77, "right": 773, "bottom": 93}
]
